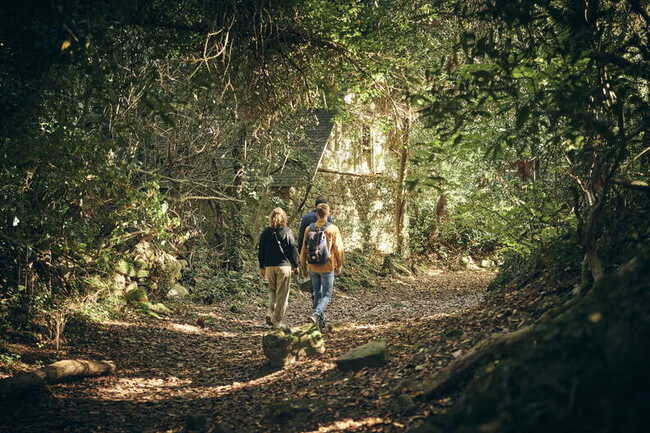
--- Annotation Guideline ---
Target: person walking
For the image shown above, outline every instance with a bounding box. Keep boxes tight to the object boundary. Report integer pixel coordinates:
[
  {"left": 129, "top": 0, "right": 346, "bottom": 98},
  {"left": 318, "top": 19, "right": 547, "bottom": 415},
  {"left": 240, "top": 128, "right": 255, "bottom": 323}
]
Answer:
[
  {"left": 300, "top": 203, "right": 344, "bottom": 332},
  {"left": 257, "top": 207, "right": 299, "bottom": 328},
  {"left": 297, "top": 196, "right": 332, "bottom": 255}
]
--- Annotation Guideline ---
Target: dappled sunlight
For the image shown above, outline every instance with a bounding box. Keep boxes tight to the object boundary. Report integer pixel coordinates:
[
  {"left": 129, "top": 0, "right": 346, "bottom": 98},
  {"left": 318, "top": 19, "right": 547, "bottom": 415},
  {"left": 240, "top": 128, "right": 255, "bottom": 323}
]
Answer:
[
  {"left": 92, "top": 376, "right": 193, "bottom": 400},
  {"left": 102, "top": 319, "right": 142, "bottom": 328},
  {"left": 344, "top": 321, "right": 401, "bottom": 332},
  {"left": 167, "top": 323, "right": 203, "bottom": 334},
  {"left": 422, "top": 268, "right": 444, "bottom": 277},
  {"left": 2, "top": 266, "right": 500, "bottom": 433},
  {"left": 196, "top": 311, "right": 227, "bottom": 320},
  {"left": 91, "top": 364, "right": 299, "bottom": 401},
  {"left": 206, "top": 330, "right": 240, "bottom": 338},
  {"left": 419, "top": 312, "right": 457, "bottom": 321},
  {"left": 304, "top": 416, "right": 390, "bottom": 432}
]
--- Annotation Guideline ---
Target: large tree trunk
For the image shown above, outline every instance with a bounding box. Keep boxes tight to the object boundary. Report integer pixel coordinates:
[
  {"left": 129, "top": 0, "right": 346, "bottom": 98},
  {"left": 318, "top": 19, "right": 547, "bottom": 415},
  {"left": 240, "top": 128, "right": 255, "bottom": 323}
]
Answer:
[{"left": 414, "top": 252, "right": 650, "bottom": 433}]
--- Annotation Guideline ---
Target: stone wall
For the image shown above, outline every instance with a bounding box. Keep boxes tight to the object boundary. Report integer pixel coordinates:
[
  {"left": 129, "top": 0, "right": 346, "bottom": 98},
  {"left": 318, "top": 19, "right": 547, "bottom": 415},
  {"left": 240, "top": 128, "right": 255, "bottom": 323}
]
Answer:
[{"left": 311, "top": 122, "right": 406, "bottom": 254}]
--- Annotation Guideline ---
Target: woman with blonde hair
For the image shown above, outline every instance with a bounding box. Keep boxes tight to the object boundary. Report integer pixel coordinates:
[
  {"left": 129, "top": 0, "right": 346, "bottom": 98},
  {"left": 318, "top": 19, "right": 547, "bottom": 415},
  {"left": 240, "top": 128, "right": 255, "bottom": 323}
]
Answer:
[{"left": 257, "top": 207, "right": 299, "bottom": 328}]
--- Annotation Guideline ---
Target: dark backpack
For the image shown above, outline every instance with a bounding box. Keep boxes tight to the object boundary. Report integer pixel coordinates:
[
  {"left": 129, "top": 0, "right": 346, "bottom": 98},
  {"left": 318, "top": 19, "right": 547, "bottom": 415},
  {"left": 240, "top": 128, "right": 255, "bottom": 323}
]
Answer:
[{"left": 306, "top": 223, "right": 330, "bottom": 265}]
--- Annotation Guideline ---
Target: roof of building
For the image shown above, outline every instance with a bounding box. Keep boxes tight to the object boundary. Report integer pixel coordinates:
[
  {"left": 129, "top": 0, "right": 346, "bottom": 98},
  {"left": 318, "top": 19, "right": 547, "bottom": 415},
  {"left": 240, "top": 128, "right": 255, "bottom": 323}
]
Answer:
[
  {"left": 270, "top": 109, "right": 335, "bottom": 188},
  {"left": 209, "top": 109, "right": 334, "bottom": 189}
]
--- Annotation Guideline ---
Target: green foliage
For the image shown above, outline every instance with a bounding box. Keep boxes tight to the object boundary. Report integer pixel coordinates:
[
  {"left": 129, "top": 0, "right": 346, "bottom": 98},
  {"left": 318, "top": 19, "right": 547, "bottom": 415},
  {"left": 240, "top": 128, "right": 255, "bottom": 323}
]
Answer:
[
  {"left": 190, "top": 271, "right": 264, "bottom": 305},
  {"left": 0, "top": 4, "right": 184, "bottom": 324},
  {"left": 2, "top": 0, "right": 647, "bottom": 335},
  {"left": 336, "top": 250, "right": 384, "bottom": 292},
  {"left": 416, "top": 0, "right": 649, "bottom": 279},
  {"left": 409, "top": 198, "right": 499, "bottom": 260},
  {"left": 488, "top": 235, "right": 582, "bottom": 292},
  {"left": 72, "top": 295, "right": 128, "bottom": 323},
  {"left": 406, "top": 130, "right": 575, "bottom": 263},
  {"left": 183, "top": 246, "right": 263, "bottom": 304},
  {"left": 0, "top": 349, "right": 21, "bottom": 367}
]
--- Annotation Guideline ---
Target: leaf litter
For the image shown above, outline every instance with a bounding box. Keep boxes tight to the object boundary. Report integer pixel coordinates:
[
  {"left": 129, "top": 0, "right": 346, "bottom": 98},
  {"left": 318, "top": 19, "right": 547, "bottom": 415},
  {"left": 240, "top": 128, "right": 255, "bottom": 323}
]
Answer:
[{"left": 0, "top": 268, "right": 569, "bottom": 433}]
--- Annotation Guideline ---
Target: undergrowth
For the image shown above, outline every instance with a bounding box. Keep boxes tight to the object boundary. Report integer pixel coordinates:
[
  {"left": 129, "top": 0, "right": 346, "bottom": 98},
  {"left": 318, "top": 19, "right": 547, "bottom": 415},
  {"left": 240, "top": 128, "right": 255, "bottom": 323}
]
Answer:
[
  {"left": 336, "top": 249, "right": 385, "bottom": 292},
  {"left": 488, "top": 234, "right": 582, "bottom": 293}
]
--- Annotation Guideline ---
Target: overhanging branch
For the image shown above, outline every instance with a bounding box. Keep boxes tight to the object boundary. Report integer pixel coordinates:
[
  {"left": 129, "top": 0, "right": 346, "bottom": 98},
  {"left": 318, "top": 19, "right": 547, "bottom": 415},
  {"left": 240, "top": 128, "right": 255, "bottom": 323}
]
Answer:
[{"left": 317, "top": 167, "right": 393, "bottom": 180}]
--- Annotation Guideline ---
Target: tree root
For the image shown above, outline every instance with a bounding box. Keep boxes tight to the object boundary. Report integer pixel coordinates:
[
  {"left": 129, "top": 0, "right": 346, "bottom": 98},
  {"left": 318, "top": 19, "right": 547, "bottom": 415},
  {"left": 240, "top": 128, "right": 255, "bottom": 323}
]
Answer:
[{"left": 422, "top": 325, "right": 533, "bottom": 399}]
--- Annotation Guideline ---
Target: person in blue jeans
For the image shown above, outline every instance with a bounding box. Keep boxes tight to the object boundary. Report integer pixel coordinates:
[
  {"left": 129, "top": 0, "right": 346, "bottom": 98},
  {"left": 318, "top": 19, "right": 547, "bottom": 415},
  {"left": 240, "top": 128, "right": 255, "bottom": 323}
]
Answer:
[
  {"left": 297, "top": 196, "right": 333, "bottom": 255},
  {"left": 299, "top": 203, "right": 344, "bottom": 332}
]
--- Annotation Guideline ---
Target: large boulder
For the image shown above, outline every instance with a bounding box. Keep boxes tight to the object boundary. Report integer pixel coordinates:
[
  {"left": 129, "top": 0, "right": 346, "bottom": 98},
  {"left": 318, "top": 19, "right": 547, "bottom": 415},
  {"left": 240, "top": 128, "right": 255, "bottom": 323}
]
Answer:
[
  {"left": 335, "top": 339, "right": 388, "bottom": 371},
  {"left": 262, "top": 324, "right": 325, "bottom": 368}
]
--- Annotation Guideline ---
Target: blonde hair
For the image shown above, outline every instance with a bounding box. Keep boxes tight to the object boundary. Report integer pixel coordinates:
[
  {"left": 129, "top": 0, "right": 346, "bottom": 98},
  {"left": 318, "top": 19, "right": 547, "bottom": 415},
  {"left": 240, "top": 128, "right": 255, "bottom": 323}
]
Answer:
[
  {"left": 269, "top": 207, "right": 288, "bottom": 228},
  {"left": 316, "top": 203, "right": 330, "bottom": 219}
]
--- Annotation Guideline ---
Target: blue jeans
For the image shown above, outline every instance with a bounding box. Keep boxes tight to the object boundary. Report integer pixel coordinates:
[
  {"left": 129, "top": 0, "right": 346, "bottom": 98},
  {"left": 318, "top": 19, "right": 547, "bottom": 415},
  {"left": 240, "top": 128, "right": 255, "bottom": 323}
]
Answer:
[{"left": 309, "top": 271, "right": 334, "bottom": 320}]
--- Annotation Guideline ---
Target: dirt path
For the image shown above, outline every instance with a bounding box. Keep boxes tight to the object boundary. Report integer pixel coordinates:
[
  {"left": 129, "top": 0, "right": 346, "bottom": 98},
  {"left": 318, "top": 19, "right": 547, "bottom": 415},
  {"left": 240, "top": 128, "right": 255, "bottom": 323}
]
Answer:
[{"left": 1, "top": 270, "right": 496, "bottom": 433}]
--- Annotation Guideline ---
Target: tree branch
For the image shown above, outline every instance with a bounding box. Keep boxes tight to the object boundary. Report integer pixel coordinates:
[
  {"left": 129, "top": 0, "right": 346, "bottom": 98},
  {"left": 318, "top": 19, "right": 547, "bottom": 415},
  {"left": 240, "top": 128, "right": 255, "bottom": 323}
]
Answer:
[
  {"left": 317, "top": 167, "right": 392, "bottom": 179},
  {"left": 612, "top": 178, "right": 650, "bottom": 191}
]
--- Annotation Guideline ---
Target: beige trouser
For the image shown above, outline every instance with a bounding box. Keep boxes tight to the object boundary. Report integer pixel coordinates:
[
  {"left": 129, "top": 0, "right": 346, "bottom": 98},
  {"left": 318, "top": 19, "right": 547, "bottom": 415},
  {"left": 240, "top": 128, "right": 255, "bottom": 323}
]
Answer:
[{"left": 265, "top": 266, "right": 292, "bottom": 326}]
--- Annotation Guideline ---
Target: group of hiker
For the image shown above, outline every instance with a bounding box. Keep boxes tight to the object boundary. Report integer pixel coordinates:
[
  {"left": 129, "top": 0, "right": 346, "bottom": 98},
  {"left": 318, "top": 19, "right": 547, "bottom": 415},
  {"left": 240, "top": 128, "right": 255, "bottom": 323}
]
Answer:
[{"left": 257, "top": 196, "right": 344, "bottom": 332}]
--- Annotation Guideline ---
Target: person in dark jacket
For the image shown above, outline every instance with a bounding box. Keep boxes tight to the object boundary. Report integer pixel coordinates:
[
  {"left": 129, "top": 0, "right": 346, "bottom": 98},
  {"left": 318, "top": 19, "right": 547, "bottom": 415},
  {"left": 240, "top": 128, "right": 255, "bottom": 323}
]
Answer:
[
  {"left": 258, "top": 207, "right": 299, "bottom": 328},
  {"left": 297, "top": 196, "right": 333, "bottom": 255}
]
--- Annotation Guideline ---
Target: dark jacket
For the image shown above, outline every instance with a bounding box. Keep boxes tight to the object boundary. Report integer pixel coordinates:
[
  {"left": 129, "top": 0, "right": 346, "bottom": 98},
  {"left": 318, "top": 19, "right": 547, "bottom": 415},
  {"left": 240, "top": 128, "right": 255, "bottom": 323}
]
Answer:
[
  {"left": 297, "top": 210, "right": 333, "bottom": 253},
  {"left": 258, "top": 226, "right": 299, "bottom": 269}
]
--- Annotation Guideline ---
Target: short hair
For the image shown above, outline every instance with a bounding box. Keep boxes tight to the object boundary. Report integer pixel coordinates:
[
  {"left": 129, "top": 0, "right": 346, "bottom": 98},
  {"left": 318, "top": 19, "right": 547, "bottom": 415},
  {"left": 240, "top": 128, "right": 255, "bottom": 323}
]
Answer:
[
  {"left": 315, "top": 203, "right": 330, "bottom": 219},
  {"left": 269, "top": 207, "right": 288, "bottom": 228},
  {"left": 315, "top": 195, "right": 328, "bottom": 206}
]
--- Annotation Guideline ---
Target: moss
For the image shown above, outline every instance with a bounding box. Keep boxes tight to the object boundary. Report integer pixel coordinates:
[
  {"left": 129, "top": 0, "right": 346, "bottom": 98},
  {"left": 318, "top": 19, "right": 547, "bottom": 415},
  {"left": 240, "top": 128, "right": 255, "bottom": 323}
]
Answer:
[
  {"left": 125, "top": 287, "right": 148, "bottom": 303},
  {"left": 335, "top": 339, "right": 387, "bottom": 371},
  {"left": 133, "top": 258, "right": 149, "bottom": 270},
  {"left": 115, "top": 259, "right": 131, "bottom": 276}
]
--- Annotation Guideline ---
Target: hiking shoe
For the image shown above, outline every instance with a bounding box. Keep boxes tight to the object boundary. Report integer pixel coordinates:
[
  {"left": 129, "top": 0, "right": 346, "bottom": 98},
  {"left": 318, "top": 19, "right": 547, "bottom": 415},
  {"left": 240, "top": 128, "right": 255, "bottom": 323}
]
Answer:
[
  {"left": 318, "top": 316, "right": 327, "bottom": 333},
  {"left": 309, "top": 314, "right": 319, "bottom": 327}
]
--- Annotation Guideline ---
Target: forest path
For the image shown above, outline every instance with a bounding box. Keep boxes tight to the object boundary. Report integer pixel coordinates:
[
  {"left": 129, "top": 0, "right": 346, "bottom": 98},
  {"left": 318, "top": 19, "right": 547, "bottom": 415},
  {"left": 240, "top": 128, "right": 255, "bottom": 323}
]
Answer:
[{"left": 1, "top": 270, "right": 498, "bottom": 433}]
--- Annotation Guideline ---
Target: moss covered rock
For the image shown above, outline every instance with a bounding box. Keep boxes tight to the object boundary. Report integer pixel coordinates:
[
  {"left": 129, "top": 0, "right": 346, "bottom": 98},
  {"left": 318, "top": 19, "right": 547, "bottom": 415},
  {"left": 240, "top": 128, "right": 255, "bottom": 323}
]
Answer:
[
  {"left": 262, "top": 324, "right": 325, "bottom": 368},
  {"left": 134, "top": 268, "right": 150, "bottom": 279},
  {"left": 335, "top": 339, "right": 387, "bottom": 371}
]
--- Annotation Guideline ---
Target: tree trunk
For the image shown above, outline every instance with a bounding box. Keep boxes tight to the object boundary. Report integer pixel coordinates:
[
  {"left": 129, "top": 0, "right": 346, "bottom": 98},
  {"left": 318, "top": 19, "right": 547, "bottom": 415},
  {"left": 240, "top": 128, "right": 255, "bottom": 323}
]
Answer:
[
  {"left": 423, "top": 325, "right": 533, "bottom": 399},
  {"left": 394, "top": 117, "right": 410, "bottom": 257},
  {"left": 224, "top": 126, "right": 247, "bottom": 271},
  {"left": 416, "top": 252, "right": 650, "bottom": 433},
  {"left": 0, "top": 359, "right": 116, "bottom": 397}
]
